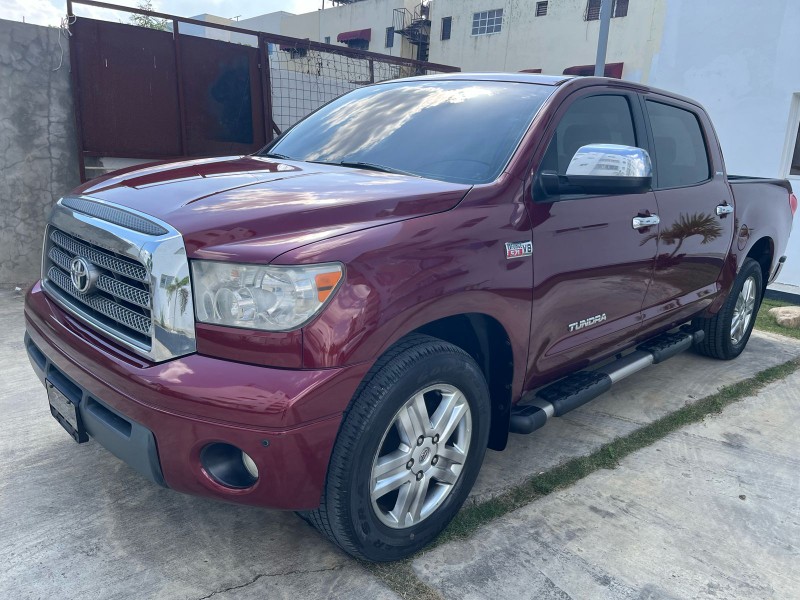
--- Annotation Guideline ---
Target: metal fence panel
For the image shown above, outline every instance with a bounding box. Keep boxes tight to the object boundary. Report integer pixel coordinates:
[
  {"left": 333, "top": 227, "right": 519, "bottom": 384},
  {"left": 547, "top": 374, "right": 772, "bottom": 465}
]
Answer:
[
  {"left": 73, "top": 18, "right": 181, "bottom": 158},
  {"left": 178, "top": 35, "right": 266, "bottom": 156},
  {"left": 67, "top": 1, "right": 460, "bottom": 181}
]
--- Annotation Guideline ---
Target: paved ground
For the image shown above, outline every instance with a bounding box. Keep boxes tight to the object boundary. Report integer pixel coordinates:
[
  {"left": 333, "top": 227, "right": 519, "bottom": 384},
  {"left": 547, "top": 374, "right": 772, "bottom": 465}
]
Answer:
[
  {"left": 413, "top": 371, "right": 800, "bottom": 600},
  {"left": 1, "top": 288, "right": 799, "bottom": 599}
]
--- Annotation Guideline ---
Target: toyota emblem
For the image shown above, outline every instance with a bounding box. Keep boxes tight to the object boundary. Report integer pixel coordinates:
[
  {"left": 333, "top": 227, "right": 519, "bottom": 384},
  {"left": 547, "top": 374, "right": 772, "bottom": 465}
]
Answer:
[{"left": 70, "top": 257, "right": 97, "bottom": 293}]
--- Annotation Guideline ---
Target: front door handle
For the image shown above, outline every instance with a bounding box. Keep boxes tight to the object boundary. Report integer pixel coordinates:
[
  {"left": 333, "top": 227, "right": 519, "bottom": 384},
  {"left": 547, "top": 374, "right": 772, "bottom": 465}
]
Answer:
[
  {"left": 632, "top": 215, "right": 660, "bottom": 229},
  {"left": 716, "top": 203, "right": 734, "bottom": 216}
]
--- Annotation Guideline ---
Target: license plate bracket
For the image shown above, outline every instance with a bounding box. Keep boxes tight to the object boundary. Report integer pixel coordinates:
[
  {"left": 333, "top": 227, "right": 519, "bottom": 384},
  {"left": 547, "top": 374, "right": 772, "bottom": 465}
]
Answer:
[{"left": 47, "top": 380, "right": 88, "bottom": 443}]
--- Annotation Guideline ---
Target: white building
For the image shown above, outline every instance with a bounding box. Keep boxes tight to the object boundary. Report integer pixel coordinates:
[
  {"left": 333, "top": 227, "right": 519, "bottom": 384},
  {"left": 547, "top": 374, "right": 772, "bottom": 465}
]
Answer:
[
  {"left": 187, "top": 0, "right": 424, "bottom": 61},
  {"left": 428, "top": 0, "right": 800, "bottom": 287},
  {"left": 184, "top": 0, "right": 800, "bottom": 288}
]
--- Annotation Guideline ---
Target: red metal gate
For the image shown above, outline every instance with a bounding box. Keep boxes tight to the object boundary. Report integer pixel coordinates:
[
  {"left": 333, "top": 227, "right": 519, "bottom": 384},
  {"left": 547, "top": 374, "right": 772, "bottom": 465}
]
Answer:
[{"left": 67, "top": 0, "right": 460, "bottom": 181}]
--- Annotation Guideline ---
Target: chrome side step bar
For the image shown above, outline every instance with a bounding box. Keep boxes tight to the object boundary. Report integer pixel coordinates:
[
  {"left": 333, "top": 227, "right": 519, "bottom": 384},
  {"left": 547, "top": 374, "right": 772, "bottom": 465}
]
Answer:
[{"left": 509, "top": 328, "right": 705, "bottom": 435}]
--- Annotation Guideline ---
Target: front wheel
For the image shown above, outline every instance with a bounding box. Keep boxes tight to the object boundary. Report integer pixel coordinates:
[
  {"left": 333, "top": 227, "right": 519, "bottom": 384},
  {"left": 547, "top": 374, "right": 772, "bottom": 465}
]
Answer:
[
  {"left": 299, "top": 334, "right": 491, "bottom": 562},
  {"left": 694, "top": 257, "right": 763, "bottom": 360}
]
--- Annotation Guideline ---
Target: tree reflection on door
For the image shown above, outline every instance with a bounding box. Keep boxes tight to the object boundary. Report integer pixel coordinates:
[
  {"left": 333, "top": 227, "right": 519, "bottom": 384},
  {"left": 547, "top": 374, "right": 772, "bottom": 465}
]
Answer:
[{"left": 640, "top": 212, "right": 722, "bottom": 263}]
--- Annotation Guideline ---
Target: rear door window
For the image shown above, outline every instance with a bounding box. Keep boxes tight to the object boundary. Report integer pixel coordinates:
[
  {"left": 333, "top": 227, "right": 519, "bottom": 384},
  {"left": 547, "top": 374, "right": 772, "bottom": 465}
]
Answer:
[{"left": 646, "top": 100, "right": 710, "bottom": 188}]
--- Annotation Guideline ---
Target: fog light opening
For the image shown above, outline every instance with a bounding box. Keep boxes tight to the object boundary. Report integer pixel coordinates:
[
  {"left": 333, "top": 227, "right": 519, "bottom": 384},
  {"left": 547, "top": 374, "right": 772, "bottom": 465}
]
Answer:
[{"left": 200, "top": 443, "right": 259, "bottom": 489}]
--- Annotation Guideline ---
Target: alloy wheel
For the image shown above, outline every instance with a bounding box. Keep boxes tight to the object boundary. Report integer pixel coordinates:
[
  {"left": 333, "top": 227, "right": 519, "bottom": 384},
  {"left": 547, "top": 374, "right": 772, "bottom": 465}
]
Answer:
[
  {"left": 731, "top": 275, "right": 757, "bottom": 345},
  {"left": 370, "top": 384, "right": 472, "bottom": 529}
]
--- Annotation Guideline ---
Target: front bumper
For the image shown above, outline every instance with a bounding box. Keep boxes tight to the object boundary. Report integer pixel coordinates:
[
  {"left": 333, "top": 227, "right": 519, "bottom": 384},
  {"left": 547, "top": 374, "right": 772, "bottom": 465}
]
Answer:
[{"left": 24, "top": 283, "right": 370, "bottom": 510}]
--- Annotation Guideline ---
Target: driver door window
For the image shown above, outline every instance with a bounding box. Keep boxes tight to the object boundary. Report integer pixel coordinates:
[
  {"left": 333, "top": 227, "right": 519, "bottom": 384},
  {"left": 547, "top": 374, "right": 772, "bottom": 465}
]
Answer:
[{"left": 541, "top": 95, "right": 637, "bottom": 175}]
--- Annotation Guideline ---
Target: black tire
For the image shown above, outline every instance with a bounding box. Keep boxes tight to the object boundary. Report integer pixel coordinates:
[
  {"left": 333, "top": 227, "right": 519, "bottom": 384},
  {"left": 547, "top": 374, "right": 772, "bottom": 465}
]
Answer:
[
  {"left": 694, "top": 257, "right": 763, "bottom": 360},
  {"left": 298, "top": 334, "right": 491, "bottom": 562}
]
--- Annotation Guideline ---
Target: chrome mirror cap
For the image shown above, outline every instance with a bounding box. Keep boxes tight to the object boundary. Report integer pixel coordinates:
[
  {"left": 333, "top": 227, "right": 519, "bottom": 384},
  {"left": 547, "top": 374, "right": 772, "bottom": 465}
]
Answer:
[{"left": 566, "top": 144, "right": 652, "bottom": 178}]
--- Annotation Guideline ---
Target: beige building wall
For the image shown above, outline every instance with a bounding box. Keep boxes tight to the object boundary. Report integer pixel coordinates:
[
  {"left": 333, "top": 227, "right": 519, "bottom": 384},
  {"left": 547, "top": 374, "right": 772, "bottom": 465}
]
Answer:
[
  {"left": 283, "top": 0, "right": 419, "bottom": 60},
  {"left": 428, "top": 0, "right": 666, "bottom": 80},
  {"left": 224, "top": 0, "right": 422, "bottom": 60}
]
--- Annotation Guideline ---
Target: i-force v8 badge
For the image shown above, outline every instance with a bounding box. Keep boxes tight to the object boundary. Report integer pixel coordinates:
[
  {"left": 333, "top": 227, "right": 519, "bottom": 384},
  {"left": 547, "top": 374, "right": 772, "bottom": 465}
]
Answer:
[{"left": 505, "top": 241, "right": 532, "bottom": 259}]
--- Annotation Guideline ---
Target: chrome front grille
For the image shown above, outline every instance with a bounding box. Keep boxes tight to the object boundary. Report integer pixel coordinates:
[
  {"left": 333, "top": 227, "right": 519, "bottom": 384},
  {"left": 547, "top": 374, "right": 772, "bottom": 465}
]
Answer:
[
  {"left": 50, "top": 229, "right": 148, "bottom": 281},
  {"left": 46, "top": 265, "right": 153, "bottom": 338},
  {"left": 41, "top": 196, "right": 196, "bottom": 363},
  {"left": 48, "top": 246, "right": 151, "bottom": 308},
  {"left": 44, "top": 227, "right": 153, "bottom": 346}
]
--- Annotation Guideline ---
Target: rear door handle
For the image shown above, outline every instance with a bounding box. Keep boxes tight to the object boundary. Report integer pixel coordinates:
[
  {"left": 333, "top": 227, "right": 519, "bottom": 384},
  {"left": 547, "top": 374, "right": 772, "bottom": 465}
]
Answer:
[
  {"left": 632, "top": 215, "right": 660, "bottom": 229},
  {"left": 716, "top": 204, "right": 734, "bottom": 216}
]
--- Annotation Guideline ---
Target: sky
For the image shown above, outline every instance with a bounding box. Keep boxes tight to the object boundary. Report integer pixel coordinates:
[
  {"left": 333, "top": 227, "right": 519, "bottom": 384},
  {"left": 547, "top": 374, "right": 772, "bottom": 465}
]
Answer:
[{"left": 3, "top": 0, "right": 326, "bottom": 28}]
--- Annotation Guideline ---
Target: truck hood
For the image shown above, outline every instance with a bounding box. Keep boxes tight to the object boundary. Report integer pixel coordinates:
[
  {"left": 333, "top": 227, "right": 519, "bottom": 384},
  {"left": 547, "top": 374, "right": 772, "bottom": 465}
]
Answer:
[{"left": 74, "top": 156, "right": 472, "bottom": 263}]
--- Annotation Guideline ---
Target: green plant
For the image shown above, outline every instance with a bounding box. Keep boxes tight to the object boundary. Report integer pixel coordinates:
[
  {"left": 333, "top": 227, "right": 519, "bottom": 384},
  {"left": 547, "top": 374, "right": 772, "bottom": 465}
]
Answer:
[{"left": 129, "top": 1, "right": 168, "bottom": 31}]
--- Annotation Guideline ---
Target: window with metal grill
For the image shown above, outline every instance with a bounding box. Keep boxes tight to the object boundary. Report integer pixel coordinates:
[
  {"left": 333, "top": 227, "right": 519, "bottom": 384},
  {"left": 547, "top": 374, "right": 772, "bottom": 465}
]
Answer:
[
  {"left": 385, "top": 26, "right": 394, "bottom": 48},
  {"left": 536, "top": 1, "right": 548, "bottom": 16},
  {"left": 585, "top": 0, "right": 629, "bottom": 21},
  {"left": 441, "top": 16, "right": 452, "bottom": 40},
  {"left": 471, "top": 9, "right": 503, "bottom": 35}
]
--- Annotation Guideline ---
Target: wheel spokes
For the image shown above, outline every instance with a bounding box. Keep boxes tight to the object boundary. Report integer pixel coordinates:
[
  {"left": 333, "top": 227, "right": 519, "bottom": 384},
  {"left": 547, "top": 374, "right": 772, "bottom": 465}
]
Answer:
[
  {"left": 397, "top": 392, "right": 433, "bottom": 444},
  {"left": 407, "top": 476, "right": 432, "bottom": 523},
  {"left": 428, "top": 465, "right": 458, "bottom": 485},
  {"left": 430, "top": 390, "right": 468, "bottom": 443},
  {"left": 437, "top": 445, "right": 467, "bottom": 466},
  {"left": 731, "top": 276, "right": 757, "bottom": 344},
  {"left": 372, "top": 453, "right": 413, "bottom": 501},
  {"left": 370, "top": 383, "right": 473, "bottom": 529}
]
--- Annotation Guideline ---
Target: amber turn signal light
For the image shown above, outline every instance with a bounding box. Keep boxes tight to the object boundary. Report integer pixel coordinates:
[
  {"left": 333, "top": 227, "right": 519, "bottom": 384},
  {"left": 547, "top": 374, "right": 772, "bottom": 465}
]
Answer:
[{"left": 315, "top": 271, "right": 343, "bottom": 302}]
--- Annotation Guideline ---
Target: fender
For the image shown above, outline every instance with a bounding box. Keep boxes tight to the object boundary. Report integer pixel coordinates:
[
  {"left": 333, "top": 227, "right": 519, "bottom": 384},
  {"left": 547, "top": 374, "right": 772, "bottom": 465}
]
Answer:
[
  {"left": 276, "top": 201, "right": 533, "bottom": 405},
  {"left": 706, "top": 180, "right": 792, "bottom": 315}
]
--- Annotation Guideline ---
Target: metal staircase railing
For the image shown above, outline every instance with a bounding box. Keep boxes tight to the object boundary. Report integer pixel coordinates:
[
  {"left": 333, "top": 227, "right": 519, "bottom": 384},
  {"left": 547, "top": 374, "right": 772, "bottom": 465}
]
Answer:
[{"left": 392, "top": 2, "right": 431, "bottom": 62}]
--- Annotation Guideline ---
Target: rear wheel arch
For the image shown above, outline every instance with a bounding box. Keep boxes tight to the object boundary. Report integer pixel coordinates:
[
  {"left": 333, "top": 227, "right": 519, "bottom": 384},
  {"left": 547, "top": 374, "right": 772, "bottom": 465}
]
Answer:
[{"left": 745, "top": 236, "right": 774, "bottom": 295}]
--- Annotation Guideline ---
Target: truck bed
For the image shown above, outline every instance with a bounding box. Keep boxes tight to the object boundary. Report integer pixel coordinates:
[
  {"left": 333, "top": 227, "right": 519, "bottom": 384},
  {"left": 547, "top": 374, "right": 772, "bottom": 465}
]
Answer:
[{"left": 728, "top": 174, "right": 794, "bottom": 194}]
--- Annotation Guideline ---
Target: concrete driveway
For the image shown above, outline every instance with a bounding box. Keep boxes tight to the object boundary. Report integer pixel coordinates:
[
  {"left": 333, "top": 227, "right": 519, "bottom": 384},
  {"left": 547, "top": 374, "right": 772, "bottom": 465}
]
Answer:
[{"left": 2, "top": 289, "right": 799, "bottom": 600}]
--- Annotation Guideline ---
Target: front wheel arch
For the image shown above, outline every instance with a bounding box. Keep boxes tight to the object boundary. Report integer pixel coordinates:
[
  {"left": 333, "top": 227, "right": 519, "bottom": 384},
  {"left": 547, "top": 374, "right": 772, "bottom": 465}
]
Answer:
[{"left": 413, "top": 313, "right": 514, "bottom": 451}]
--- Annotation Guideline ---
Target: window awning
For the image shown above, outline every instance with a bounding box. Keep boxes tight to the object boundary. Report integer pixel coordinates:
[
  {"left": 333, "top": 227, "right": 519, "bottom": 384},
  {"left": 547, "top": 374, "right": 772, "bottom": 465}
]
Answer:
[
  {"left": 563, "top": 62, "right": 624, "bottom": 79},
  {"left": 337, "top": 28, "right": 372, "bottom": 43}
]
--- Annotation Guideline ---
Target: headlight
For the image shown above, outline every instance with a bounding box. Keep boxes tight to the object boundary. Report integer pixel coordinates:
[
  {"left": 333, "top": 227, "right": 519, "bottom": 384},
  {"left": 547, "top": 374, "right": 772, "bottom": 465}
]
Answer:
[{"left": 191, "top": 260, "right": 343, "bottom": 331}]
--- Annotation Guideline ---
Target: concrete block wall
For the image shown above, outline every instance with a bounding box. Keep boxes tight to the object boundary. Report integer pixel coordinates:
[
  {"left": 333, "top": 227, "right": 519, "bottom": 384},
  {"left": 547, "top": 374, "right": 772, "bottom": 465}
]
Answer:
[{"left": 0, "top": 19, "right": 79, "bottom": 286}]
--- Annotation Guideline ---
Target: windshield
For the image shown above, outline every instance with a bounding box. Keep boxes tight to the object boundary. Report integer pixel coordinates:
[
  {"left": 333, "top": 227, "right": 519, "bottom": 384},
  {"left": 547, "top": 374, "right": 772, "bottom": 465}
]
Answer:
[{"left": 263, "top": 80, "right": 553, "bottom": 184}]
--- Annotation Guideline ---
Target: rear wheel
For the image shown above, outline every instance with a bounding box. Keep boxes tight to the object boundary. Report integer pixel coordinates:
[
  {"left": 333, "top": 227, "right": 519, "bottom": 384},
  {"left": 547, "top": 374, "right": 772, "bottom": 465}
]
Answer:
[
  {"left": 299, "top": 334, "right": 490, "bottom": 562},
  {"left": 694, "top": 257, "right": 763, "bottom": 360}
]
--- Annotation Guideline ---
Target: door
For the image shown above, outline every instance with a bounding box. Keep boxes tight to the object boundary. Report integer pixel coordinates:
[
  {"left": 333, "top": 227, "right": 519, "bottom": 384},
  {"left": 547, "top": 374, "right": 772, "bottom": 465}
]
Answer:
[
  {"left": 640, "top": 96, "right": 735, "bottom": 326},
  {"left": 526, "top": 91, "right": 660, "bottom": 387}
]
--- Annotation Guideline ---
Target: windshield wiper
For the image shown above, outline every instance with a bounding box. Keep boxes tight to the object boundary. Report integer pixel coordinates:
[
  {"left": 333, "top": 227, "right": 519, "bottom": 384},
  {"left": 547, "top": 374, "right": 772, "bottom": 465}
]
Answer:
[
  {"left": 262, "top": 152, "right": 294, "bottom": 160},
  {"left": 336, "top": 161, "right": 421, "bottom": 177}
]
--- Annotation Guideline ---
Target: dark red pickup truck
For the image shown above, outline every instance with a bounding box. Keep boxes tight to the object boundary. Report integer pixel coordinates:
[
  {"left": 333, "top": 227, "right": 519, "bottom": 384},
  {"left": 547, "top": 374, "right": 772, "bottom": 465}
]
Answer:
[{"left": 25, "top": 73, "right": 796, "bottom": 561}]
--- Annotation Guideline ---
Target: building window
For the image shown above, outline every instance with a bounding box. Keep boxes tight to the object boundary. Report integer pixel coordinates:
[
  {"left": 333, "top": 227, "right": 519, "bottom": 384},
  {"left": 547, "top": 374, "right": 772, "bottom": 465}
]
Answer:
[
  {"left": 585, "top": 0, "right": 601, "bottom": 20},
  {"left": 324, "top": 36, "right": 330, "bottom": 44},
  {"left": 441, "top": 16, "right": 452, "bottom": 40},
  {"left": 585, "top": 0, "right": 628, "bottom": 21},
  {"left": 385, "top": 26, "right": 394, "bottom": 48},
  {"left": 471, "top": 9, "right": 503, "bottom": 35},
  {"left": 345, "top": 39, "right": 369, "bottom": 50},
  {"left": 536, "top": 1, "right": 548, "bottom": 16}
]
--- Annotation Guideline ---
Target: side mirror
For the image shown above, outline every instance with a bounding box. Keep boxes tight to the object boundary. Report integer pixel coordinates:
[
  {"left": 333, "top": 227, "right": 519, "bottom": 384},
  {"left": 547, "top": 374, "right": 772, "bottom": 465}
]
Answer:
[{"left": 539, "top": 144, "right": 653, "bottom": 198}]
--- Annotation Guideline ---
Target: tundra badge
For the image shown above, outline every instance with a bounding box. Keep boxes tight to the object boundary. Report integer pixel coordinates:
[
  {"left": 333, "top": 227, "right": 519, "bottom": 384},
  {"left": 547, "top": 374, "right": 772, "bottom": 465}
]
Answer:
[
  {"left": 568, "top": 313, "right": 607, "bottom": 332},
  {"left": 505, "top": 241, "right": 533, "bottom": 259}
]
